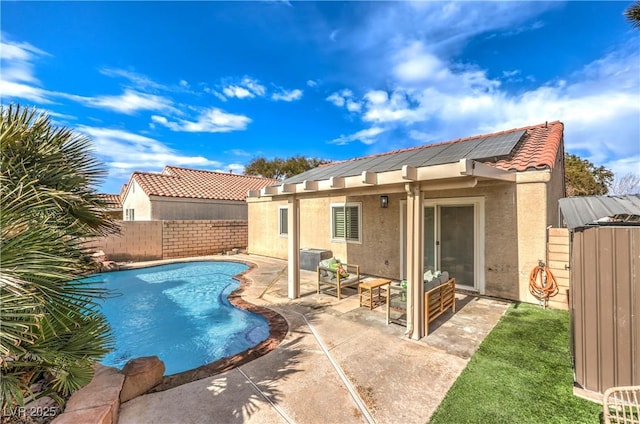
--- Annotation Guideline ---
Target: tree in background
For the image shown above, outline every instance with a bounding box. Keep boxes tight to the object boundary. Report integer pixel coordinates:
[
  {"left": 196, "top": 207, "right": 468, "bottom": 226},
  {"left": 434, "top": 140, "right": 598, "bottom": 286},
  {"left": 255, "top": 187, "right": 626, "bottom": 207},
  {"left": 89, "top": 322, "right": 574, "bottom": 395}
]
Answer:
[
  {"left": 564, "top": 153, "right": 614, "bottom": 196},
  {"left": 1, "top": 105, "right": 117, "bottom": 410},
  {"left": 244, "top": 155, "right": 330, "bottom": 180},
  {"left": 625, "top": 1, "right": 640, "bottom": 29},
  {"left": 609, "top": 172, "right": 640, "bottom": 195}
]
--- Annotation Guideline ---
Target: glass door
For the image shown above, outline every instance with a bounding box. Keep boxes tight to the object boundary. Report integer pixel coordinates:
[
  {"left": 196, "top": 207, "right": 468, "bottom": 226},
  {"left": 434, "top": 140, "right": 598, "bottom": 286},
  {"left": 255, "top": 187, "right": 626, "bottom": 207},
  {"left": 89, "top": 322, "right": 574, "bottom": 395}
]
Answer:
[
  {"left": 401, "top": 197, "right": 484, "bottom": 292},
  {"left": 423, "top": 201, "right": 480, "bottom": 291},
  {"left": 439, "top": 205, "right": 475, "bottom": 287}
]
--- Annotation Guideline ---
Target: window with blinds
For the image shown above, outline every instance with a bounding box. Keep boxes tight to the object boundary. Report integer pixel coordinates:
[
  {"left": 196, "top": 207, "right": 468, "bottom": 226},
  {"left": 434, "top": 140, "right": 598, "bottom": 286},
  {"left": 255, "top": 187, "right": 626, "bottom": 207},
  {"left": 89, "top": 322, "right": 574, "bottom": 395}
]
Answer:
[
  {"left": 278, "top": 207, "right": 288, "bottom": 236},
  {"left": 331, "top": 203, "right": 361, "bottom": 242}
]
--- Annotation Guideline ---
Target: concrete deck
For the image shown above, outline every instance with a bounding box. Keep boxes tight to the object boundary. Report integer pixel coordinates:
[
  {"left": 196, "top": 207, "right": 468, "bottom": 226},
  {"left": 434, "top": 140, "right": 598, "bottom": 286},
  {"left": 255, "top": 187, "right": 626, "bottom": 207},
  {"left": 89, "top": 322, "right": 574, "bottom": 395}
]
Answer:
[{"left": 118, "top": 254, "right": 510, "bottom": 424}]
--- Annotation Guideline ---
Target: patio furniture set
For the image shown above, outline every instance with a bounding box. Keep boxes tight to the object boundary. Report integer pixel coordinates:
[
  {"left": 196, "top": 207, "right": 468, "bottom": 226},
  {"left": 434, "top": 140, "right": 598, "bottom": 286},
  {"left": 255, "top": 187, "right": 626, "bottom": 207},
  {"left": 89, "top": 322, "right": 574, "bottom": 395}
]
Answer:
[{"left": 316, "top": 258, "right": 456, "bottom": 334}]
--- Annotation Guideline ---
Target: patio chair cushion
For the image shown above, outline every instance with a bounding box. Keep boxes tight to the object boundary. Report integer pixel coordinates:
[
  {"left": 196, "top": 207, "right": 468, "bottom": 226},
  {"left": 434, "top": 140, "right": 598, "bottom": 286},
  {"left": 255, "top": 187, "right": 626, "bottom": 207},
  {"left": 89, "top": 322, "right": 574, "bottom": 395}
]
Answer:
[{"left": 424, "top": 271, "right": 450, "bottom": 292}]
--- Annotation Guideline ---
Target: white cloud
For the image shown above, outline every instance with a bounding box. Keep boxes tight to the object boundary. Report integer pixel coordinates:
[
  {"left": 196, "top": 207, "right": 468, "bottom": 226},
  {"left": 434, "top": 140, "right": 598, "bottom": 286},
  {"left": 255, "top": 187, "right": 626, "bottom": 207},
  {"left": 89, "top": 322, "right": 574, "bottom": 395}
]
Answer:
[
  {"left": 76, "top": 125, "right": 221, "bottom": 179},
  {"left": 346, "top": 100, "right": 361, "bottom": 112},
  {"left": 151, "top": 107, "right": 251, "bottom": 133},
  {"left": 409, "top": 130, "right": 436, "bottom": 144},
  {"left": 242, "top": 77, "right": 266, "bottom": 96},
  {"left": 223, "top": 85, "right": 254, "bottom": 99},
  {"left": 218, "top": 77, "right": 266, "bottom": 100},
  {"left": 99, "top": 68, "right": 168, "bottom": 91},
  {"left": 327, "top": 89, "right": 360, "bottom": 111},
  {"left": 307, "top": 79, "right": 318, "bottom": 87},
  {"left": 226, "top": 149, "right": 252, "bottom": 157},
  {"left": 0, "top": 80, "right": 53, "bottom": 103},
  {"left": 326, "top": 92, "right": 345, "bottom": 107},
  {"left": 271, "top": 88, "right": 303, "bottom": 102},
  {"left": 0, "top": 38, "right": 49, "bottom": 85},
  {"left": 216, "top": 163, "right": 246, "bottom": 174},
  {"left": 330, "top": 126, "right": 386, "bottom": 145},
  {"left": 74, "top": 88, "right": 178, "bottom": 115}
]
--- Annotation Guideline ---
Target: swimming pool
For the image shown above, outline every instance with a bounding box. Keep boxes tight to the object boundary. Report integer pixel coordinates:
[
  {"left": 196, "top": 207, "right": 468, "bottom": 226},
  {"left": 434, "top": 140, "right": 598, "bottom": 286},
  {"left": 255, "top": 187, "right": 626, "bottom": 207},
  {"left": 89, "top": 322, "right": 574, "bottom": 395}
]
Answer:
[{"left": 92, "top": 261, "right": 270, "bottom": 375}]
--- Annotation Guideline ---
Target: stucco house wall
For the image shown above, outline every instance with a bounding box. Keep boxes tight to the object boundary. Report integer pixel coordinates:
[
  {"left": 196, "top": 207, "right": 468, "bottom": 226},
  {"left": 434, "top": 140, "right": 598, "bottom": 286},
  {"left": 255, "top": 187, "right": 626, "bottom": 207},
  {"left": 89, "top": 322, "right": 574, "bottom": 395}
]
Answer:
[
  {"left": 121, "top": 179, "right": 151, "bottom": 220},
  {"left": 150, "top": 197, "right": 248, "bottom": 220}
]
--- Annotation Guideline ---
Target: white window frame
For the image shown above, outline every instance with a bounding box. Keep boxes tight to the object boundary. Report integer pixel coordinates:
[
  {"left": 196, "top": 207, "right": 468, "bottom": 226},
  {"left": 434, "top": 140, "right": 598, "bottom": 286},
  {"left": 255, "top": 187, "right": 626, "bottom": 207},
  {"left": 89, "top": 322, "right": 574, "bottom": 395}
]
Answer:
[
  {"left": 125, "top": 208, "right": 135, "bottom": 221},
  {"left": 330, "top": 202, "right": 362, "bottom": 243},
  {"left": 278, "top": 206, "right": 288, "bottom": 237}
]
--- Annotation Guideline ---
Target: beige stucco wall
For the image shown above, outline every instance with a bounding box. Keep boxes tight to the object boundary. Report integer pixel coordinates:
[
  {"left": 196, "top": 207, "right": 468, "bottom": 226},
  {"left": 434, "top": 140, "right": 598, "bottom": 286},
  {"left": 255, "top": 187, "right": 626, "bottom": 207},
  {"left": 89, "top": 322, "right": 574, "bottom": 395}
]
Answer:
[
  {"left": 248, "top": 198, "right": 288, "bottom": 258},
  {"left": 248, "top": 195, "right": 350, "bottom": 260},
  {"left": 121, "top": 180, "right": 152, "bottom": 220},
  {"left": 150, "top": 197, "right": 247, "bottom": 220},
  {"left": 85, "top": 220, "right": 163, "bottom": 261},
  {"left": 515, "top": 170, "right": 553, "bottom": 304}
]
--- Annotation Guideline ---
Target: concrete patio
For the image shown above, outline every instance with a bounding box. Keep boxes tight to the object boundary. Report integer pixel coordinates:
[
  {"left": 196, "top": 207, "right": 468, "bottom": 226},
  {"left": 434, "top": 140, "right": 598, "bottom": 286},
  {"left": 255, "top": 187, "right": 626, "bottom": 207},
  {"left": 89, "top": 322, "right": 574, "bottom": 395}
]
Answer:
[{"left": 118, "top": 254, "right": 511, "bottom": 424}]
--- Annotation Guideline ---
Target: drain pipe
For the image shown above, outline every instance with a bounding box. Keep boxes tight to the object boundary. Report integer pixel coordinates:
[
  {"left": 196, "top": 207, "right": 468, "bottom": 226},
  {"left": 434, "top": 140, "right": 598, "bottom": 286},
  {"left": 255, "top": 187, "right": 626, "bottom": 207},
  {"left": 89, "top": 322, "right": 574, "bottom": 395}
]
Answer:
[{"left": 294, "top": 311, "right": 376, "bottom": 424}]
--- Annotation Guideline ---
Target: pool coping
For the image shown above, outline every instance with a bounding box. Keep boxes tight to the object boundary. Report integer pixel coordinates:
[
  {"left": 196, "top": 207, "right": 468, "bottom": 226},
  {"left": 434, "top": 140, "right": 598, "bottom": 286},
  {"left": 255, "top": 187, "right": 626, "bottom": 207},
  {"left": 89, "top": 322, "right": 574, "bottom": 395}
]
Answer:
[{"left": 114, "top": 258, "right": 289, "bottom": 393}]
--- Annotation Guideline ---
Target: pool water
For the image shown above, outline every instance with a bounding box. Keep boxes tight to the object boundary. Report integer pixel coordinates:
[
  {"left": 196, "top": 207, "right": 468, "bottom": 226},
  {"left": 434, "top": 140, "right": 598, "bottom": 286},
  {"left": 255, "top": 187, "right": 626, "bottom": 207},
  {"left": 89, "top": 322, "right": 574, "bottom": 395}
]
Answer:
[{"left": 91, "top": 261, "right": 269, "bottom": 375}]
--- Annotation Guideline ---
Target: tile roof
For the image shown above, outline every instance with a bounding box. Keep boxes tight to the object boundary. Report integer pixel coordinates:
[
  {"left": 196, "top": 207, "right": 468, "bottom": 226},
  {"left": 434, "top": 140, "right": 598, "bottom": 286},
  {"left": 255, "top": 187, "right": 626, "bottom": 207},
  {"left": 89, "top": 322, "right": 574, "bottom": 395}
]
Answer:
[
  {"left": 97, "top": 193, "right": 122, "bottom": 209},
  {"left": 131, "top": 166, "right": 279, "bottom": 201},
  {"left": 303, "top": 121, "right": 563, "bottom": 178}
]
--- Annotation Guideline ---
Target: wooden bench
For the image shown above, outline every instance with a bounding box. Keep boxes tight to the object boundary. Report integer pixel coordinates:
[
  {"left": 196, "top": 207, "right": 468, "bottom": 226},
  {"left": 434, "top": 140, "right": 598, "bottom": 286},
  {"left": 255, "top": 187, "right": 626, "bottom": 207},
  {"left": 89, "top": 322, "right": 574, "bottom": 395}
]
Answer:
[
  {"left": 386, "top": 277, "right": 456, "bottom": 334},
  {"left": 317, "top": 263, "right": 361, "bottom": 300},
  {"left": 424, "top": 277, "right": 456, "bottom": 334}
]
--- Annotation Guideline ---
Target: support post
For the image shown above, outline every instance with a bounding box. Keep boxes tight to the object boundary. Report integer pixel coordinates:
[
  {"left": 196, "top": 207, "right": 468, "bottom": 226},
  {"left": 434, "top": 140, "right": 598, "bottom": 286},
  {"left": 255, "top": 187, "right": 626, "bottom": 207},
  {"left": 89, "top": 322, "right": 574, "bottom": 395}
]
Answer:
[
  {"left": 287, "top": 196, "right": 300, "bottom": 299},
  {"left": 405, "top": 183, "right": 424, "bottom": 340}
]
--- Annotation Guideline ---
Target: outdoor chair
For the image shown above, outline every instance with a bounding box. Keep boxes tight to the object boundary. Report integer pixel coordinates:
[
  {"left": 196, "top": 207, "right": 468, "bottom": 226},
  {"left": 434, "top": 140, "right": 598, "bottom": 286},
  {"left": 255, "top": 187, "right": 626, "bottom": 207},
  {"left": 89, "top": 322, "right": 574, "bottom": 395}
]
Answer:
[
  {"left": 317, "top": 258, "right": 360, "bottom": 300},
  {"left": 603, "top": 385, "right": 640, "bottom": 424}
]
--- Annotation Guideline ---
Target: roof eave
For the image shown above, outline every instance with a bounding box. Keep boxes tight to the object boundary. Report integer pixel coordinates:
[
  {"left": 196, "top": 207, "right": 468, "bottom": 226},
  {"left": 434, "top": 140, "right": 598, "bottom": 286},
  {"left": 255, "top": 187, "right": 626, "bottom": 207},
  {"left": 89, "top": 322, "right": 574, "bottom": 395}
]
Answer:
[{"left": 248, "top": 159, "right": 515, "bottom": 199}]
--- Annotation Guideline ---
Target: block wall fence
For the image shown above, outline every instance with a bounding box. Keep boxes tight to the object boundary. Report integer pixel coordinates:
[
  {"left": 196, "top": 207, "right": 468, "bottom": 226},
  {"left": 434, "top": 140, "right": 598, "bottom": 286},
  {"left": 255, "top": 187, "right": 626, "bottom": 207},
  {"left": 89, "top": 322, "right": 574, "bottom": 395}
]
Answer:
[{"left": 86, "top": 220, "right": 248, "bottom": 262}]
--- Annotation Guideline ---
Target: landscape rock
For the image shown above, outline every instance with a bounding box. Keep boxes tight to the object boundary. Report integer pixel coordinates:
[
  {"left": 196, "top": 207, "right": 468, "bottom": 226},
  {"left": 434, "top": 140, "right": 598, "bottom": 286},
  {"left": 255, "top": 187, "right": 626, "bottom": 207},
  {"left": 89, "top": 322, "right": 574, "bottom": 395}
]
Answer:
[{"left": 120, "top": 356, "right": 165, "bottom": 403}]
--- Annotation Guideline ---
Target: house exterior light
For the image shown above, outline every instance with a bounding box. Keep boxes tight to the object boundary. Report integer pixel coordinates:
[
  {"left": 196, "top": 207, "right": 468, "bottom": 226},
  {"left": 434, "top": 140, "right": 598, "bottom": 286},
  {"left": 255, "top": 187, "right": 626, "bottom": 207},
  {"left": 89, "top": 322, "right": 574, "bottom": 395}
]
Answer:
[{"left": 380, "top": 195, "right": 389, "bottom": 208}]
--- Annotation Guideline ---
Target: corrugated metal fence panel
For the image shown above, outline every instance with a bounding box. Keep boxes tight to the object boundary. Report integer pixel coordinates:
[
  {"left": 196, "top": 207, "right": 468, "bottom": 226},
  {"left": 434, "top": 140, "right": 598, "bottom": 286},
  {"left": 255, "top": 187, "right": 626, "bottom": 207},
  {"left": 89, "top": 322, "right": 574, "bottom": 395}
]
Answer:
[
  {"left": 572, "top": 226, "right": 640, "bottom": 395},
  {"left": 548, "top": 227, "right": 570, "bottom": 310}
]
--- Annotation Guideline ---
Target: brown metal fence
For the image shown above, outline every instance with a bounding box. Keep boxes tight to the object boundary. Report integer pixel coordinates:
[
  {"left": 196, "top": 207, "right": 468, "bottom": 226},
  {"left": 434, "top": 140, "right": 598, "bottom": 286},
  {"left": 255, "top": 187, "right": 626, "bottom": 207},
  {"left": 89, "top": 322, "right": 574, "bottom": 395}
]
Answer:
[{"left": 571, "top": 226, "right": 640, "bottom": 398}]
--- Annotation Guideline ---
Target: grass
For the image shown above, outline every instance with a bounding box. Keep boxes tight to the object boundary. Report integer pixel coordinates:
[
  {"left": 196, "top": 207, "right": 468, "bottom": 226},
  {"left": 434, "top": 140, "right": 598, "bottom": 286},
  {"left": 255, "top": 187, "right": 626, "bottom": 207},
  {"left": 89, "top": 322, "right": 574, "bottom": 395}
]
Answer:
[{"left": 429, "top": 303, "right": 602, "bottom": 424}]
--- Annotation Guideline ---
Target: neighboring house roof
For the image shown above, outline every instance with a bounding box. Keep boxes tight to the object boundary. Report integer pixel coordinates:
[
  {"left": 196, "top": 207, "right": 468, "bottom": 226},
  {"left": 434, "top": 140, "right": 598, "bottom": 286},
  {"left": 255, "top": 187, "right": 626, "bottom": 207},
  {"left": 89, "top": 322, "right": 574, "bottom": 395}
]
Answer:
[
  {"left": 282, "top": 121, "right": 563, "bottom": 184},
  {"left": 129, "top": 166, "right": 279, "bottom": 201},
  {"left": 97, "top": 193, "right": 122, "bottom": 210},
  {"left": 559, "top": 194, "right": 640, "bottom": 230}
]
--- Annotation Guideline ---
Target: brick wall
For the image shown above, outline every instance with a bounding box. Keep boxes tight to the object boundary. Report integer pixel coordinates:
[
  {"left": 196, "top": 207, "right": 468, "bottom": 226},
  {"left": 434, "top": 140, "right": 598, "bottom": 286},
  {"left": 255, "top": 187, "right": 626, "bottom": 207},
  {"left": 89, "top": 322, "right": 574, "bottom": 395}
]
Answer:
[
  {"left": 87, "top": 220, "right": 247, "bottom": 262},
  {"left": 547, "top": 227, "right": 570, "bottom": 310},
  {"left": 162, "top": 220, "right": 247, "bottom": 259}
]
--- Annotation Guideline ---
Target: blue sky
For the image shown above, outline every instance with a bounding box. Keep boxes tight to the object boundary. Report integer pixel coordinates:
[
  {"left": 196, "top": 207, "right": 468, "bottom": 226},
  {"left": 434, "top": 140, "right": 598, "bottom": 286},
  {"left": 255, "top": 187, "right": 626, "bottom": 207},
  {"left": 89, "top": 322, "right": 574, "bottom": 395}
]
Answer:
[{"left": 1, "top": 1, "right": 639, "bottom": 194}]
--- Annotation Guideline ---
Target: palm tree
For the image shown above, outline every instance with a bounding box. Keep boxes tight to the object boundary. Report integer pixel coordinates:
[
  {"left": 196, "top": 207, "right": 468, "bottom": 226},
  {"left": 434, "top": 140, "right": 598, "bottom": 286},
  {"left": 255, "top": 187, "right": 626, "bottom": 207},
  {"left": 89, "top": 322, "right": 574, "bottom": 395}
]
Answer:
[
  {"left": 1, "top": 105, "right": 117, "bottom": 409},
  {"left": 625, "top": 1, "right": 640, "bottom": 29}
]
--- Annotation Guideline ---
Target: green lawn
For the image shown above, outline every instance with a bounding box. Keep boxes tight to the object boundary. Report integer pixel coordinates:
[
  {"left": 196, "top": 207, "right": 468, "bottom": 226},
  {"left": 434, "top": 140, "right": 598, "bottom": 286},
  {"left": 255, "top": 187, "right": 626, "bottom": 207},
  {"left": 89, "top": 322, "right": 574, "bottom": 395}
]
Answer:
[{"left": 429, "top": 303, "right": 602, "bottom": 424}]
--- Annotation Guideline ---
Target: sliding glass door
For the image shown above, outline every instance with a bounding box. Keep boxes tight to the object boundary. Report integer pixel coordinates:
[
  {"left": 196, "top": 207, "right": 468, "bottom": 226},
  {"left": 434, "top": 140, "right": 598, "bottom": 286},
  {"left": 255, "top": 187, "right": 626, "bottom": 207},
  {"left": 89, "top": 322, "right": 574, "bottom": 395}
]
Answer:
[
  {"left": 401, "top": 197, "right": 484, "bottom": 292},
  {"left": 424, "top": 205, "right": 476, "bottom": 287}
]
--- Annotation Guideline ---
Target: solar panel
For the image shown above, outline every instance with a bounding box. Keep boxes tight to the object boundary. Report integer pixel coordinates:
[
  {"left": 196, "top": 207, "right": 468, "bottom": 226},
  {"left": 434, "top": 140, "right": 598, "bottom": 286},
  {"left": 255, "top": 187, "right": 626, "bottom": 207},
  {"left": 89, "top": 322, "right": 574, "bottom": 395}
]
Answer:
[
  {"left": 424, "top": 138, "right": 486, "bottom": 165},
  {"left": 281, "top": 129, "right": 526, "bottom": 185},
  {"left": 468, "top": 130, "right": 525, "bottom": 160},
  {"left": 372, "top": 150, "right": 426, "bottom": 172}
]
